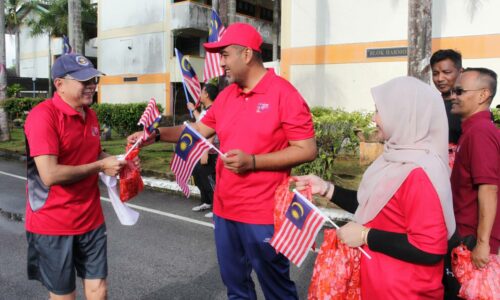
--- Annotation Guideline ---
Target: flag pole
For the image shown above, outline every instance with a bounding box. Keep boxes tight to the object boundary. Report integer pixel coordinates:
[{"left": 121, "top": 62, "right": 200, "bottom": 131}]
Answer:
[
  {"left": 183, "top": 122, "right": 225, "bottom": 157},
  {"left": 293, "top": 189, "right": 372, "bottom": 259},
  {"left": 174, "top": 48, "right": 194, "bottom": 118}
]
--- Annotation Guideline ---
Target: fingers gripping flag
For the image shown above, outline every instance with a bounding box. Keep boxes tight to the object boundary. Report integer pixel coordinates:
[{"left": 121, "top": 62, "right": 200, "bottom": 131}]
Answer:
[
  {"left": 203, "top": 9, "right": 226, "bottom": 82},
  {"left": 138, "top": 98, "right": 162, "bottom": 142},
  {"left": 270, "top": 192, "right": 326, "bottom": 267},
  {"left": 171, "top": 126, "right": 211, "bottom": 197}
]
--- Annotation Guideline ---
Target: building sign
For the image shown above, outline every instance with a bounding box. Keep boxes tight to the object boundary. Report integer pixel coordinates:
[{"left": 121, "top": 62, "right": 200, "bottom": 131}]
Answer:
[{"left": 366, "top": 47, "right": 408, "bottom": 58}]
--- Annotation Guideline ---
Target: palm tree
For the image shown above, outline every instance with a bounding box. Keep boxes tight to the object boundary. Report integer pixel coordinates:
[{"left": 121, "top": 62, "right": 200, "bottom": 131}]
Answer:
[
  {"left": 407, "top": 0, "right": 432, "bottom": 83},
  {"left": 5, "top": 0, "right": 47, "bottom": 76},
  {"left": 0, "top": 0, "right": 10, "bottom": 141}
]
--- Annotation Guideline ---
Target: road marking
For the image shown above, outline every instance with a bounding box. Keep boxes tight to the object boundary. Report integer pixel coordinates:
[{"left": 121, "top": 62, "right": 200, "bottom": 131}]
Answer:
[
  {"left": 0, "top": 170, "right": 214, "bottom": 229},
  {"left": 0, "top": 171, "right": 26, "bottom": 181}
]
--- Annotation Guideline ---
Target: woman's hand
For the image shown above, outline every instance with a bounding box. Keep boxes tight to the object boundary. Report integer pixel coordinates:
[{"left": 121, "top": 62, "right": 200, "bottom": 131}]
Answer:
[
  {"left": 337, "top": 222, "right": 369, "bottom": 248},
  {"left": 292, "top": 174, "right": 332, "bottom": 197}
]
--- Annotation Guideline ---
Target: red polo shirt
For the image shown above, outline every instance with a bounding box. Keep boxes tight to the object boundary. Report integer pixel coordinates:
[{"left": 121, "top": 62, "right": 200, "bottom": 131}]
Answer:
[
  {"left": 201, "top": 69, "right": 315, "bottom": 224},
  {"left": 451, "top": 110, "right": 500, "bottom": 253},
  {"left": 24, "top": 92, "right": 104, "bottom": 235}
]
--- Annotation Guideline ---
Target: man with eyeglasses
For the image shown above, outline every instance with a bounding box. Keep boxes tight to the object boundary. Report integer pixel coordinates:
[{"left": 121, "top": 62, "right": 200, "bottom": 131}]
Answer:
[
  {"left": 24, "top": 54, "right": 126, "bottom": 300},
  {"left": 449, "top": 67, "right": 499, "bottom": 266}
]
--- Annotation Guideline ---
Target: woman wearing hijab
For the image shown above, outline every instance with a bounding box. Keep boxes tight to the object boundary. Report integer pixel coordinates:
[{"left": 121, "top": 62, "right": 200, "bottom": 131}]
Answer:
[{"left": 294, "top": 76, "right": 455, "bottom": 299}]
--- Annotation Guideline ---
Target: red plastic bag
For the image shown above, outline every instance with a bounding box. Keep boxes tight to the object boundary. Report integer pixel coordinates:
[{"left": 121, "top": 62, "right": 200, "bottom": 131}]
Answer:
[
  {"left": 119, "top": 146, "right": 144, "bottom": 202},
  {"left": 274, "top": 178, "right": 312, "bottom": 233},
  {"left": 451, "top": 244, "right": 500, "bottom": 300},
  {"left": 308, "top": 229, "right": 361, "bottom": 300}
]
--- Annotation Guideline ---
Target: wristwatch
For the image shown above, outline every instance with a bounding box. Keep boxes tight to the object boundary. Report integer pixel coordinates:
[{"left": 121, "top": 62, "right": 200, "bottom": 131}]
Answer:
[{"left": 154, "top": 128, "right": 161, "bottom": 142}]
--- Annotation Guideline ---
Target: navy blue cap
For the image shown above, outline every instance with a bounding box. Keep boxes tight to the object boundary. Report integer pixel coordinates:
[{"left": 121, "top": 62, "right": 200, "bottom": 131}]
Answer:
[{"left": 51, "top": 54, "right": 103, "bottom": 80}]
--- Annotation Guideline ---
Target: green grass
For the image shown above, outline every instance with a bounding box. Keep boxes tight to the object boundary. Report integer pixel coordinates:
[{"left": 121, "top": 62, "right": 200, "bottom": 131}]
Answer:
[
  {"left": 1, "top": 128, "right": 367, "bottom": 186},
  {"left": 1, "top": 128, "right": 175, "bottom": 177}
]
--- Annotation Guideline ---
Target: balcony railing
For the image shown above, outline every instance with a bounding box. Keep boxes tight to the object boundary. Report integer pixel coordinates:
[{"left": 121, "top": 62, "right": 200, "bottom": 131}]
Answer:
[{"left": 171, "top": 1, "right": 273, "bottom": 44}]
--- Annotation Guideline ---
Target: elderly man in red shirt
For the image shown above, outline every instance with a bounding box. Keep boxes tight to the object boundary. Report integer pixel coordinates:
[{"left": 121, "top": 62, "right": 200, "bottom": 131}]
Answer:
[
  {"left": 449, "top": 67, "right": 500, "bottom": 267},
  {"left": 25, "top": 54, "right": 126, "bottom": 300},
  {"left": 129, "top": 23, "right": 317, "bottom": 299}
]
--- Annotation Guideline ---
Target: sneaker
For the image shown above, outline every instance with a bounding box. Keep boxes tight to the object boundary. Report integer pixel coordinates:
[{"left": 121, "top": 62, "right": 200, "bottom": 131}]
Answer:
[
  {"left": 192, "top": 203, "right": 211, "bottom": 212},
  {"left": 204, "top": 212, "right": 213, "bottom": 218}
]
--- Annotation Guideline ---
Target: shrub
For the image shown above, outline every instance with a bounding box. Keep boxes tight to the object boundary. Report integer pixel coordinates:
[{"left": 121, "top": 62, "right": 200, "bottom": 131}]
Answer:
[
  {"left": 7, "top": 84, "right": 23, "bottom": 98},
  {"left": 293, "top": 107, "right": 373, "bottom": 180},
  {"left": 91, "top": 102, "right": 164, "bottom": 137},
  {"left": 492, "top": 108, "right": 500, "bottom": 127},
  {"left": 1, "top": 97, "right": 44, "bottom": 122}
]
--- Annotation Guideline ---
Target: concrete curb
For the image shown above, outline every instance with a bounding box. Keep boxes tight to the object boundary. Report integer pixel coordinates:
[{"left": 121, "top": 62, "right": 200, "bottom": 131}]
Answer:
[{"left": 0, "top": 151, "right": 353, "bottom": 221}]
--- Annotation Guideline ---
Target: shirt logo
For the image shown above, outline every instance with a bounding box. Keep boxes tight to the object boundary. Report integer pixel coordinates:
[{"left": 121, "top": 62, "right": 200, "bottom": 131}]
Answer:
[
  {"left": 256, "top": 103, "right": 269, "bottom": 113},
  {"left": 92, "top": 126, "right": 100, "bottom": 136}
]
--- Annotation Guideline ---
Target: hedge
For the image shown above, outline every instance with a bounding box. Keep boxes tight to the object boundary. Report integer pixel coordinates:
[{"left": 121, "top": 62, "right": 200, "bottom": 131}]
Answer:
[{"left": 293, "top": 107, "right": 373, "bottom": 181}]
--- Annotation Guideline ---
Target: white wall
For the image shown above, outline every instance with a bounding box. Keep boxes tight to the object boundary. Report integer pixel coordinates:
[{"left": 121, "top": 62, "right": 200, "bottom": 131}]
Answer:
[
  {"left": 291, "top": 61, "right": 406, "bottom": 111},
  {"left": 99, "top": 0, "right": 165, "bottom": 31},
  {"left": 99, "top": 32, "right": 166, "bottom": 75},
  {"left": 290, "top": 0, "right": 408, "bottom": 47},
  {"left": 100, "top": 83, "right": 166, "bottom": 104}
]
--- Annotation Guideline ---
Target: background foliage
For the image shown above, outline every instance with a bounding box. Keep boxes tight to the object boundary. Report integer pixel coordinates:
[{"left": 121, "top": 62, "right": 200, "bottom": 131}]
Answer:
[{"left": 293, "top": 107, "right": 373, "bottom": 182}]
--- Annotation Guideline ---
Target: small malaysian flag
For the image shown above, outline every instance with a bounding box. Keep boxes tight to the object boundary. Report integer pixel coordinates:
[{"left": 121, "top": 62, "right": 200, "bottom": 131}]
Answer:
[
  {"left": 171, "top": 125, "right": 212, "bottom": 197},
  {"left": 270, "top": 191, "right": 326, "bottom": 267},
  {"left": 62, "top": 35, "right": 73, "bottom": 54},
  {"left": 203, "top": 9, "right": 226, "bottom": 82},
  {"left": 138, "top": 98, "right": 162, "bottom": 141},
  {"left": 175, "top": 49, "right": 202, "bottom": 103}
]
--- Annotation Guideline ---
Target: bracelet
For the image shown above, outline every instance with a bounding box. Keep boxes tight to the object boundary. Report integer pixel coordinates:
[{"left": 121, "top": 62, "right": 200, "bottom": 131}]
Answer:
[
  {"left": 154, "top": 128, "right": 161, "bottom": 142},
  {"left": 251, "top": 154, "right": 256, "bottom": 171},
  {"left": 320, "top": 181, "right": 331, "bottom": 197},
  {"left": 361, "top": 227, "right": 370, "bottom": 245}
]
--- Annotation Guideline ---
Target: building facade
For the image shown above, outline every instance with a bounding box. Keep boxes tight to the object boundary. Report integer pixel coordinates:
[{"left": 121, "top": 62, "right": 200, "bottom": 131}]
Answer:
[{"left": 281, "top": 0, "right": 500, "bottom": 110}]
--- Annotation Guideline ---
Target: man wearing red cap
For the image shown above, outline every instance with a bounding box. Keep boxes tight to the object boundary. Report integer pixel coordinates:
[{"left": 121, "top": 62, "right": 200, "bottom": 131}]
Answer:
[{"left": 128, "top": 22, "right": 316, "bottom": 299}]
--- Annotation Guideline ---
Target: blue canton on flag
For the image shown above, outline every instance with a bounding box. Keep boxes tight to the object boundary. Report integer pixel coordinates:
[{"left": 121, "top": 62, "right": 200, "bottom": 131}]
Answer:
[
  {"left": 203, "top": 9, "right": 226, "bottom": 82},
  {"left": 176, "top": 49, "right": 202, "bottom": 103},
  {"left": 62, "top": 35, "right": 72, "bottom": 54},
  {"left": 171, "top": 126, "right": 211, "bottom": 197},
  {"left": 270, "top": 192, "right": 326, "bottom": 267}
]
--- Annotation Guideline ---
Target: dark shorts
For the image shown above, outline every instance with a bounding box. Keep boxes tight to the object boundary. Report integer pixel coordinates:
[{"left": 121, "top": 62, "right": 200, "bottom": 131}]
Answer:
[{"left": 26, "top": 224, "right": 108, "bottom": 295}]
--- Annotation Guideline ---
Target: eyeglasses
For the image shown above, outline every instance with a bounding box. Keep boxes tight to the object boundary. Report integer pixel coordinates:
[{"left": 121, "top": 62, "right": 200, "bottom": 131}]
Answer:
[
  {"left": 450, "top": 87, "right": 484, "bottom": 96},
  {"left": 63, "top": 76, "right": 100, "bottom": 85}
]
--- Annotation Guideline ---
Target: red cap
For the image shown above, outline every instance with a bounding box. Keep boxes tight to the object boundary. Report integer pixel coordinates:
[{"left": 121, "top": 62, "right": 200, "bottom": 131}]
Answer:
[{"left": 204, "top": 22, "right": 263, "bottom": 53}]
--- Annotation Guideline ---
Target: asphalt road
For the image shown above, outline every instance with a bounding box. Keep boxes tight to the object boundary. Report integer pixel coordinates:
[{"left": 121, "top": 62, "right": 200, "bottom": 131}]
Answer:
[{"left": 0, "top": 158, "right": 317, "bottom": 300}]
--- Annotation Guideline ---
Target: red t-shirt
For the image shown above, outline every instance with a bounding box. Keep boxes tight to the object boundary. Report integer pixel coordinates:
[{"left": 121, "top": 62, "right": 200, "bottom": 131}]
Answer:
[
  {"left": 451, "top": 110, "right": 500, "bottom": 253},
  {"left": 24, "top": 93, "right": 104, "bottom": 235},
  {"left": 201, "top": 69, "right": 315, "bottom": 224},
  {"left": 361, "top": 168, "right": 448, "bottom": 299}
]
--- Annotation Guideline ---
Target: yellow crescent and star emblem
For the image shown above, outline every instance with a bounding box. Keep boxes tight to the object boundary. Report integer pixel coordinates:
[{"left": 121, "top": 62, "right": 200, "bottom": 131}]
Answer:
[
  {"left": 181, "top": 57, "right": 192, "bottom": 73},
  {"left": 290, "top": 202, "right": 305, "bottom": 220},
  {"left": 179, "top": 133, "right": 193, "bottom": 151}
]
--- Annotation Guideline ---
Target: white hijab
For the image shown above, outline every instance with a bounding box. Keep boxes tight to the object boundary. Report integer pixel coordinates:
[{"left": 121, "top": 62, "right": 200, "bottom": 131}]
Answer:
[{"left": 355, "top": 76, "right": 456, "bottom": 238}]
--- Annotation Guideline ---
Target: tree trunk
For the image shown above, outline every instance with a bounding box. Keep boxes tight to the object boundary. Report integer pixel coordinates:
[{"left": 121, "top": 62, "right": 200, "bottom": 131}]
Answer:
[
  {"left": 272, "top": 0, "right": 280, "bottom": 61},
  {"left": 48, "top": 33, "right": 53, "bottom": 96},
  {"left": 15, "top": 30, "right": 20, "bottom": 76},
  {"left": 218, "top": 0, "right": 228, "bottom": 26},
  {"left": 0, "top": 0, "right": 11, "bottom": 141},
  {"left": 228, "top": 0, "right": 236, "bottom": 25},
  {"left": 407, "top": 0, "right": 432, "bottom": 83},
  {"left": 68, "top": 0, "right": 84, "bottom": 54}
]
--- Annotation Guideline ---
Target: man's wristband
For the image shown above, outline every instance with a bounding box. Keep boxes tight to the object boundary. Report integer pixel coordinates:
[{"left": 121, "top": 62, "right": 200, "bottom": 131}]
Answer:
[{"left": 154, "top": 128, "right": 161, "bottom": 142}]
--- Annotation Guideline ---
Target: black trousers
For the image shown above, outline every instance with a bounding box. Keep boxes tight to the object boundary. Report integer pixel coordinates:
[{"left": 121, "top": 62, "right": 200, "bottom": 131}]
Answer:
[{"left": 192, "top": 154, "right": 217, "bottom": 205}]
